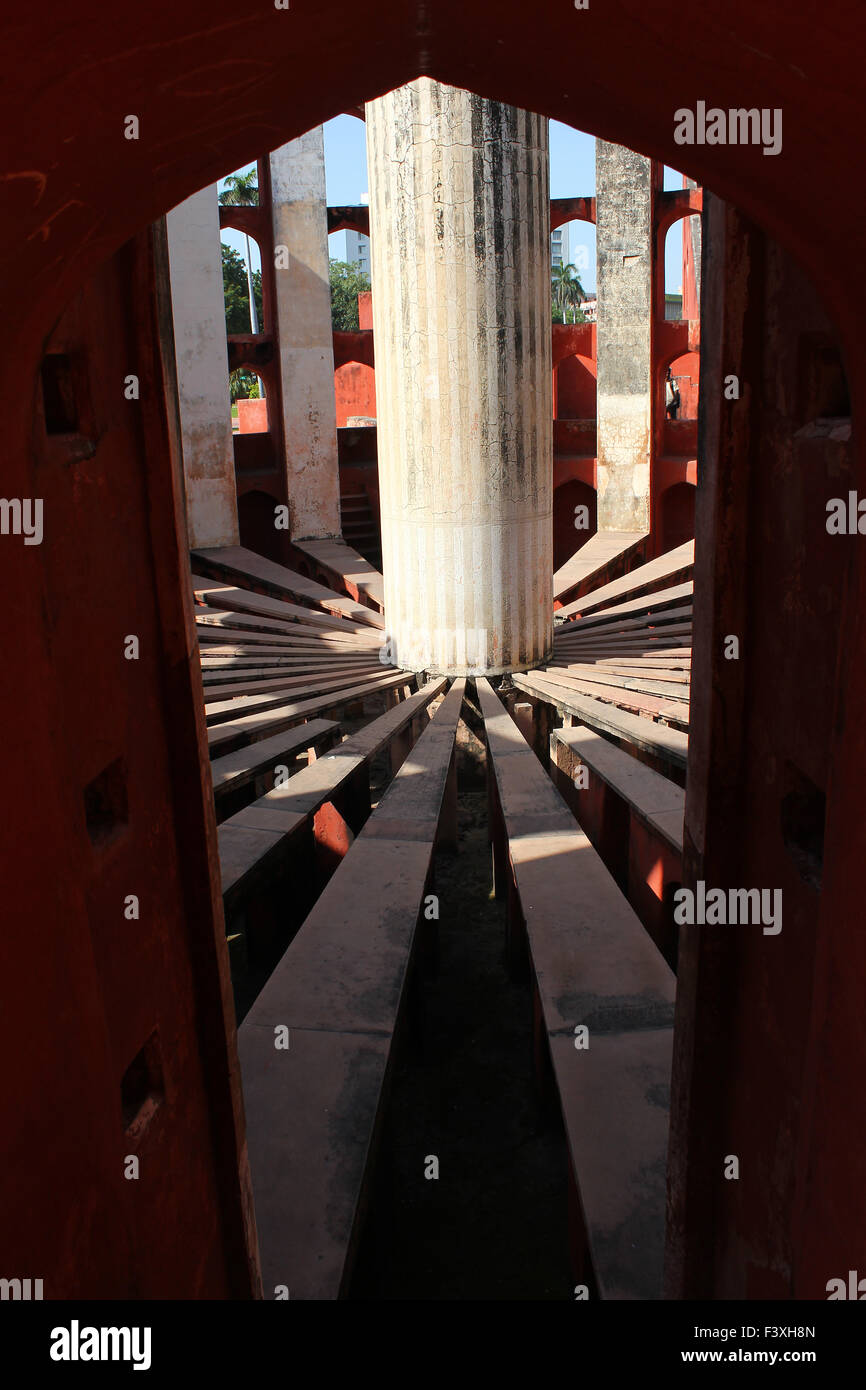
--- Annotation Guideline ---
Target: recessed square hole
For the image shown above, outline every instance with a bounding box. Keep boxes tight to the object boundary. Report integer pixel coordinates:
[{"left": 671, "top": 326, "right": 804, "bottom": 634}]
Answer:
[
  {"left": 121, "top": 1032, "right": 164, "bottom": 1143},
  {"left": 83, "top": 758, "right": 129, "bottom": 848},
  {"left": 796, "top": 333, "right": 850, "bottom": 424},
  {"left": 781, "top": 762, "right": 825, "bottom": 892},
  {"left": 40, "top": 353, "right": 79, "bottom": 435}
]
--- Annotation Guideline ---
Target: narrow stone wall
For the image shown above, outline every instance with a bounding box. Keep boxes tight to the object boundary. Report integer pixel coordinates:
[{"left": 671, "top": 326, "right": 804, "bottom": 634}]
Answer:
[
  {"left": 595, "top": 140, "right": 654, "bottom": 534},
  {"left": 270, "top": 130, "right": 341, "bottom": 540},
  {"left": 166, "top": 186, "right": 240, "bottom": 549}
]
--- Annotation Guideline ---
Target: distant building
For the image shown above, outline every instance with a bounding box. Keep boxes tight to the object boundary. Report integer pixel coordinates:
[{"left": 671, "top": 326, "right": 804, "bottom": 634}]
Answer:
[
  {"left": 664, "top": 292, "right": 683, "bottom": 321},
  {"left": 580, "top": 298, "right": 597, "bottom": 323},
  {"left": 346, "top": 229, "right": 371, "bottom": 281},
  {"left": 551, "top": 225, "right": 569, "bottom": 271}
]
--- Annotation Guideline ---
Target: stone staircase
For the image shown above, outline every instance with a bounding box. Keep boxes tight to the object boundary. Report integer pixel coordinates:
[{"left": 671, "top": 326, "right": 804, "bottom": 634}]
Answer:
[{"left": 340, "top": 489, "right": 381, "bottom": 568}]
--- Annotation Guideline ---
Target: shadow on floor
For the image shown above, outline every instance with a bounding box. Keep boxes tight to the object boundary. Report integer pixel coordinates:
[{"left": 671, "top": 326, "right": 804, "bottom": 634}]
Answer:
[{"left": 349, "top": 728, "right": 573, "bottom": 1300}]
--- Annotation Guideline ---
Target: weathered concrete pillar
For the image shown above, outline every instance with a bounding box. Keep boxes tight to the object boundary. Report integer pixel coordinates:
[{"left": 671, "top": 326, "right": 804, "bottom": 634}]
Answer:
[
  {"left": 684, "top": 175, "right": 702, "bottom": 319},
  {"left": 270, "top": 130, "right": 340, "bottom": 540},
  {"left": 595, "top": 141, "right": 654, "bottom": 534},
  {"left": 166, "top": 186, "right": 240, "bottom": 549},
  {"left": 366, "top": 79, "right": 553, "bottom": 675}
]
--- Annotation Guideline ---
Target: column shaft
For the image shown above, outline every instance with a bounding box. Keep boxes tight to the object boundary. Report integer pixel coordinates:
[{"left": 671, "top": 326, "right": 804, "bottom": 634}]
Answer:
[
  {"left": 166, "top": 186, "right": 239, "bottom": 550},
  {"left": 366, "top": 79, "right": 552, "bottom": 675},
  {"left": 595, "top": 140, "right": 654, "bottom": 535},
  {"left": 270, "top": 130, "right": 340, "bottom": 539}
]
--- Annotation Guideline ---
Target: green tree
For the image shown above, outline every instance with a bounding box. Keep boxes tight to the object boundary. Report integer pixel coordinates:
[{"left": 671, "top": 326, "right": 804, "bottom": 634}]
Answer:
[
  {"left": 330, "top": 259, "right": 371, "bottom": 331},
  {"left": 552, "top": 262, "right": 587, "bottom": 323},
  {"left": 219, "top": 168, "right": 259, "bottom": 207},
  {"left": 218, "top": 168, "right": 261, "bottom": 333},
  {"left": 229, "top": 368, "right": 260, "bottom": 403},
  {"left": 222, "top": 244, "right": 262, "bottom": 335}
]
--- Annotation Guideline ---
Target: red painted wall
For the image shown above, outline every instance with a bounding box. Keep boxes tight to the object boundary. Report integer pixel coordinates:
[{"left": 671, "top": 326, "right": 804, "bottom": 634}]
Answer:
[
  {"left": 556, "top": 354, "right": 597, "bottom": 419},
  {"left": 673, "top": 198, "right": 857, "bottom": 1299},
  {"left": 0, "top": 226, "right": 260, "bottom": 1298},
  {"left": 553, "top": 478, "right": 598, "bottom": 572},
  {"left": 237, "top": 397, "right": 268, "bottom": 433},
  {"left": 670, "top": 349, "right": 700, "bottom": 421},
  {"left": 658, "top": 480, "right": 696, "bottom": 553},
  {"left": 335, "top": 360, "right": 377, "bottom": 426}
]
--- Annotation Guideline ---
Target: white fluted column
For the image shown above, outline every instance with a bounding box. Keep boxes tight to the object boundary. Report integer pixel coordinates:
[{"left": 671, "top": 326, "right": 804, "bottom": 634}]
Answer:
[{"left": 366, "top": 79, "right": 553, "bottom": 675}]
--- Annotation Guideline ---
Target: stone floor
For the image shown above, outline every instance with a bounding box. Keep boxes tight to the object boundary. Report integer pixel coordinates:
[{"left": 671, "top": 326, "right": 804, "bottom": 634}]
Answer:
[{"left": 349, "top": 727, "right": 573, "bottom": 1300}]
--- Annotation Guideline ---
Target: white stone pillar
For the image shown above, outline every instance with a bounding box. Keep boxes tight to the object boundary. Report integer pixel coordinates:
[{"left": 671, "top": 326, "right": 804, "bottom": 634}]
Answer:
[
  {"left": 595, "top": 140, "right": 654, "bottom": 534},
  {"left": 166, "top": 186, "right": 239, "bottom": 550},
  {"left": 270, "top": 131, "right": 340, "bottom": 540},
  {"left": 686, "top": 175, "right": 702, "bottom": 314},
  {"left": 366, "top": 79, "right": 552, "bottom": 676}
]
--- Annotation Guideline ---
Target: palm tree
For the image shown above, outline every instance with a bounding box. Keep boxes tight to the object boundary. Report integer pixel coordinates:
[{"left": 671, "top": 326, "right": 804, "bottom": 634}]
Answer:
[
  {"left": 552, "top": 262, "right": 571, "bottom": 321},
  {"left": 219, "top": 168, "right": 260, "bottom": 336},
  {"left": 569, "top": 269, "right": 587, "bottom": 323},
  {"left": 552, "top": 262, "right": 587, "bottom": 322},
  {"left": 555, "top": 263, "right": 588, "bottom": 323}
]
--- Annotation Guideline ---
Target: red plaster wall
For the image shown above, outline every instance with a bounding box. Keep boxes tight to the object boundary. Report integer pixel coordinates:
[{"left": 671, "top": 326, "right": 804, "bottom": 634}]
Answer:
[
  {"left": 237, "top": 488, "right": 284, "bottom": 563},
  {"left": 237, "top": 396, "right": 268, "bottom": 433},
  {"left": 673, "top": 197, "right": 857, "bottom": 1300},
  {"left": 662, "top": 417, "right": 699, "bottom": 458},
  {"left": 554, "top": 478, "right": 598, "bottom": 572},
  {"left": 670, "top": 349, "right": 700, "bottom": 420},
  {"left": 554, "top": 419, "right": 597, "bottom": 461},
  {"left": 0, "top": 226, "right": 260, "bottom": 1298},
  {"left": 556, "top": 354, "right": 597, "bottom": 419},
  {"left": 335, "top": 360, "right": 377, "bottom": 427},
  {"left": 627, "top": 819, "right": 681, "bottom": 969},
  {"left": 658, "top": 481, "right": 696, "bottom": 553}
]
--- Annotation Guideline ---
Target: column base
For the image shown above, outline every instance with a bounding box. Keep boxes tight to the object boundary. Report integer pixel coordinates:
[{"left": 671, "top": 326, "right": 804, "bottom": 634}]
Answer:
[{"left": 397, "top": 652, "right": 554, "bottom": 680}]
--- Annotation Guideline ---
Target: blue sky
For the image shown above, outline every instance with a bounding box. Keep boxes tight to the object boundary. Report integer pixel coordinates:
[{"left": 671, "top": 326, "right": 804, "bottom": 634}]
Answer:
[{"left": 219, "top": 116, "right": 687, "bottom": 296}]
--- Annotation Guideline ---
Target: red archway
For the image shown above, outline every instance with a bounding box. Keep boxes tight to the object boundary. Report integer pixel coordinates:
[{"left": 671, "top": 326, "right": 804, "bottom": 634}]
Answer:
[
  {"left": 2, "top": 1, "right": 864, "bottom": 1306},
  {"left": 5, "top": 5, "right": 861, "bottom": 366}
]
